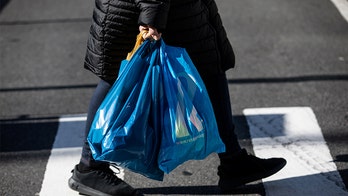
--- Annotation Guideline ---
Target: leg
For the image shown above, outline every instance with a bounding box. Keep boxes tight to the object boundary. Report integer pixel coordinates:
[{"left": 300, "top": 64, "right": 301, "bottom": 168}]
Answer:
[
  {"left": 69, "top": 79, "right": 139, "bottom": 196},
  {"left": 79, "top": 79, "right": 114, "bottom": 169},
  {"left": 201, "top": 73, "right": 242, "bottom": 154},
  {"left": 202, "top": 73, "right": 286, "bottom": 191}
]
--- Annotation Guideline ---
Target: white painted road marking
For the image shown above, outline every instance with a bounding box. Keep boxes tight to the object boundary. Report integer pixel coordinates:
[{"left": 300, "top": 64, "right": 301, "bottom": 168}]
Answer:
[
  {"left": 244, "top": 107, "right": 347, "bottom": 195},
  {"left": 40, "top": 115, "right": 86, "bottom": 196},
  {"left": 330, "top": 0, "right": 348, "bottom": 22},
  {"left": 39, "top": 114, "right": 124, "bottom": 196}
]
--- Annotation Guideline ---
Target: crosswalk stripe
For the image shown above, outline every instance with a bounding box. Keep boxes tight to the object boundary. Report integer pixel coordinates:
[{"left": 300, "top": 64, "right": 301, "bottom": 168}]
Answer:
[
  {"left": 244, "top": 107, "right": 347, "bottom": 195},
  {"left": 39, "top": 115, "right": 86, "bottom": 196},
  {"left": 40, "top": 147, "right": 82, "bottom": 195},
  {"left": 330, "top": 0, "right": 348, "bottom": 22},
  {"left": 39, "top": 114, "right": 124, "bottom": 196}
]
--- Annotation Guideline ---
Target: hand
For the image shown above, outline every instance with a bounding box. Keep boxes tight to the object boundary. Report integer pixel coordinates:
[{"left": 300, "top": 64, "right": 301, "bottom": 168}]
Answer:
[{"left": 139, "top": 25, "right": 161, "bottom": 41}]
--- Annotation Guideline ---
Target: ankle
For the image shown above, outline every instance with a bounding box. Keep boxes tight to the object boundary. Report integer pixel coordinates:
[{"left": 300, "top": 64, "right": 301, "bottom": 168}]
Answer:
[
  {"left": 219, "top": 149, "right": 247, "bottom": 160},
  {"left": 77, "top": 162, "right": 93, "bottom": 172},
  {"left": 78, "top": 159, "right": 110, "bottom": 172}
]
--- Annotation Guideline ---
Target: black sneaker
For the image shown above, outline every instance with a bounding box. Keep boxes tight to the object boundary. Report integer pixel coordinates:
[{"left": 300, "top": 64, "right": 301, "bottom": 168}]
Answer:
[
  {"left": 218, "top": 149, "right": 286, "bottom": 191},
  {"left": 68, "top": 165, "right": 141, "bottom": 196}
]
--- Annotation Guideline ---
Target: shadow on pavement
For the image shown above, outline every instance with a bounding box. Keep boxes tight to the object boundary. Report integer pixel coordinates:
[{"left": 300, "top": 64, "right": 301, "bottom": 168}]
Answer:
[
  {"left": 0, "top": 0, "right": 10, "bottom": 13},
  {"left": 228, "top": 74, "right": 348, "bottom": 84},
  {"left": 335, "top": 155, "right": 348, "bottom": 163},
  {"left": 0, "top": 115, "right": 59, "bottom": 152},
  {"left": 138, "top": 170, "right": 348, "bottom": 195},
  {"left": 137, "top": 183, "right": 264, "bottom": 195}
]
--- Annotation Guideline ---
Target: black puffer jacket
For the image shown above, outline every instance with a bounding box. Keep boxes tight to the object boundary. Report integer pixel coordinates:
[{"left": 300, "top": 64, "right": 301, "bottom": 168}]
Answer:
[{"left": 84, "top": 0, "right": 235, "bottom": 81}]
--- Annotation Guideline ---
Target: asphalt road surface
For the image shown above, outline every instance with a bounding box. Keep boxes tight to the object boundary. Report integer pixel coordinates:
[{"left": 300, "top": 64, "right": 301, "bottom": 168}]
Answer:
[{"left": 1, "top": 0, "right": 347, "bottom": 195}]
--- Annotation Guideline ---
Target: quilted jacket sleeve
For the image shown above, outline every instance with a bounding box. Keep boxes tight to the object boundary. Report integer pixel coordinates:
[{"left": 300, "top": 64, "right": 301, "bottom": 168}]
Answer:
[{"left": 135, "top": 0, "right": 170, "bottom": 30}]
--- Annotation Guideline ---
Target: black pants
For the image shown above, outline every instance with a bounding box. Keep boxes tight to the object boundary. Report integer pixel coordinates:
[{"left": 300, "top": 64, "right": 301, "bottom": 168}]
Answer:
[{"left": 80, "top": 73, "right": 241, "bottom": 167}]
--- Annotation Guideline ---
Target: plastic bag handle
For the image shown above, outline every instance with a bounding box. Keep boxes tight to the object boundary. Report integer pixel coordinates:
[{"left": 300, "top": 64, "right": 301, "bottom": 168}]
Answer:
[{"left": 126, "top": 30, "right": 148, "bottom": 60}]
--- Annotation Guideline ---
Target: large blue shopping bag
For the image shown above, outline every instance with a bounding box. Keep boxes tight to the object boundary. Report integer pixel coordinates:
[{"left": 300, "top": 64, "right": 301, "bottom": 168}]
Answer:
[
  {"left": 88, "top": 37, "right": 226, "bottom": 180},
  {"left": 87, "top": 40, "right": 165, "bottom": 180},
  {"left": 158, "top": 40, "right": 226, "bottom": 173}
]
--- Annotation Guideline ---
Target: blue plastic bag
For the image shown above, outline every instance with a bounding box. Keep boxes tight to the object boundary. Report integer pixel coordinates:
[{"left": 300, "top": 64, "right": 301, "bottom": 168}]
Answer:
[
  {"left": 88, "top": 39, "right": 225, "bottom": 180},
  {"left": 158, "top": 40, "right": 226, "bottom": 173},
  {"left": 87, "top": 40, "right": 164, "bottom": 180}
]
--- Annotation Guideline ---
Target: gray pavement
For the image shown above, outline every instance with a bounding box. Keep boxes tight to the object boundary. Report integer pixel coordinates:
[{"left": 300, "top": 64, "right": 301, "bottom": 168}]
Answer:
[
  {"left": 1, "top": 0, "right": 348, "bottom": 195},
  {"left": 0, "top": 0, "right": 97, "bottom": 117}
]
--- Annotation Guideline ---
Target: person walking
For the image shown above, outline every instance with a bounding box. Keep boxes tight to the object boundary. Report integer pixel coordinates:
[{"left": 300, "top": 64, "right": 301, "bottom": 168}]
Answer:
[{"left": 68, "top": 0, "right": 287, "bottom": 195}]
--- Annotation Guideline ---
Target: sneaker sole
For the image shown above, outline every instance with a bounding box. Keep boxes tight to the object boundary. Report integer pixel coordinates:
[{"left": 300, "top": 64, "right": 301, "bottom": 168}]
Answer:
[
  {"left": 68, "top": 177, "right": 113, "bottom": 196},
  {"left": 218, "top": 159, "right": 287, "bottom": 191}
]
